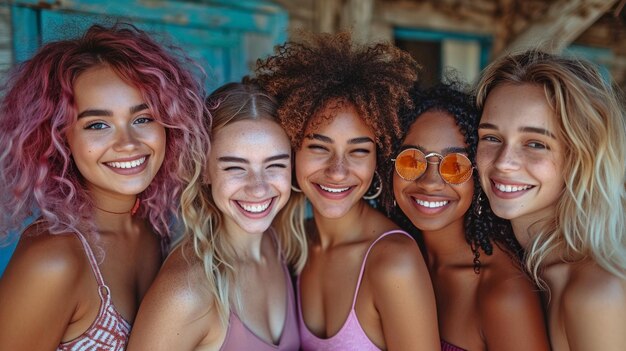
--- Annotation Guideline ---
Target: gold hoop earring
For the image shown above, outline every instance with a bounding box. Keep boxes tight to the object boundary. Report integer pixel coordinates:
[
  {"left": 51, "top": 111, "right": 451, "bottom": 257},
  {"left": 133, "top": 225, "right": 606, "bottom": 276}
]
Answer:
[{"left": 363, "top": 171, "right": 383, "bottom": 200}]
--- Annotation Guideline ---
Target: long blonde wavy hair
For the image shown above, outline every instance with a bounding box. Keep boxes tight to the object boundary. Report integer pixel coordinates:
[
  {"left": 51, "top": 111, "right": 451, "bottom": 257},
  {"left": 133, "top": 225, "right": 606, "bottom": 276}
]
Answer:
[
  {"left": 475, "top": 50, "right": 626, "bottom": 288},
  {"left": 179, "top": 79, "right": 308, "bottom": 326}
]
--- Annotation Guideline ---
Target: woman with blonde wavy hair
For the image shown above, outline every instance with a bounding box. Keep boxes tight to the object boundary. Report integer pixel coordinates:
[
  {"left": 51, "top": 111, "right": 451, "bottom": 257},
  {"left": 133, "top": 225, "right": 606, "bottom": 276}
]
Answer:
[
  {"left": 127, "top": 79, "right": 307, "bottom": 351},
  {"left": 475, "top": 50, "right": 626, "bottom": 350}
]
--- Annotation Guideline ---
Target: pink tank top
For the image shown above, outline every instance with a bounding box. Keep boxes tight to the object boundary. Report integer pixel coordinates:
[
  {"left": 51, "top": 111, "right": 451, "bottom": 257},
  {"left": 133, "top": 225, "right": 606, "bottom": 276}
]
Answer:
[
  {"left": 298, "top": 230, "right": 413, "bottom": 351},
  {"left": 56, "top": 231, "right": 131, "bottom": 351},
  {"left": 220, "top": 261, "right": 300, "bottom": 351}
]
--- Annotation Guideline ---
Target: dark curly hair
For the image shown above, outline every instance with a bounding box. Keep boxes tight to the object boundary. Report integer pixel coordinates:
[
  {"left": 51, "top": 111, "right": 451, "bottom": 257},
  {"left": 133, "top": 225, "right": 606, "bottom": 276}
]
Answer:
[
  {"left": 255, "top": 31, "right": 419, "bottom": 210},
  {"left": 391, "top": 80, "right": 523, "bottom": 268}
]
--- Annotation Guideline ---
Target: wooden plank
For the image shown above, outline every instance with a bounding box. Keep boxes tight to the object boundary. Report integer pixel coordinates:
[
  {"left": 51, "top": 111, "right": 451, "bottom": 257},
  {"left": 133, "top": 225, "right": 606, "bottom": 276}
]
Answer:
[
  {"left": 341, "top": 0, "right": 374, "bottom": 43},
  {"left": 502, "top": 0, "right": 619, "bottom": 55},
  {"left": 380, "top": 0, "right": 494, "bottom": 36},
  {"left": 315, "top": 0, "right": 339, "bottom": 33}
]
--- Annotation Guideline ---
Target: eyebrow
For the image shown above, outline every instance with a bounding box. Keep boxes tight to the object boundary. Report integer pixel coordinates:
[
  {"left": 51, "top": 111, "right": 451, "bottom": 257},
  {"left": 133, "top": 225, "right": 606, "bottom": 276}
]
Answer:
[
  {"left": 478, "top": 122, "right": 556, "bottom": 139},
  {"left": 218, "top": 154, "right": 290, "bottom": 164},
  {"left": 307, "top": 134, "right": 375, "bottom": 144},
  {"left": 399, "top": 144, "right": 468, "bottom": 154},
  {"left": 77, "top": 103, "right": 149, "bottom": 119}
]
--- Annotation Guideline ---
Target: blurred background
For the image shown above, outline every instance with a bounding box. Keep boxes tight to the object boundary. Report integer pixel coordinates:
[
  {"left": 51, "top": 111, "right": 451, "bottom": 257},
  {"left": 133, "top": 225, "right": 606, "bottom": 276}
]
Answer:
[{"left": 1, "top": 0, "right": 625, "bottom": 275}]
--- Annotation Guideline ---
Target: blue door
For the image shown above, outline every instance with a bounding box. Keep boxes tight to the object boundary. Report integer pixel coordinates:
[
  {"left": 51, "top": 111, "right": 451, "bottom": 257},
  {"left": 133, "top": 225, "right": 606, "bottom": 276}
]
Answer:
[{"left": 2, "top": 0, "right": 288, "bottom": 276}]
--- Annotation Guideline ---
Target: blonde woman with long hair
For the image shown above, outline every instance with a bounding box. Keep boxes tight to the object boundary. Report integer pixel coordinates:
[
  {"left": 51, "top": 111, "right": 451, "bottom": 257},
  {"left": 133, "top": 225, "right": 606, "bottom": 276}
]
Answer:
[
  {"left": 475, "top": 50, "right": 626, "bottom": 350},
  {"left": 127, "top": 80, "right": 307, "bottom": 351}
]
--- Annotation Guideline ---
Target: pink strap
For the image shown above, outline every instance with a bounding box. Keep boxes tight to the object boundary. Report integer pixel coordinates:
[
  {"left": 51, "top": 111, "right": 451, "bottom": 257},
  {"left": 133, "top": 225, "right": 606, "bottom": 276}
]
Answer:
[
  {"left": 351, "top": 230, "right": 413, "bottom": 308},
  {"left": 71, "top": 231, "right": 106, "bottom": 288}
]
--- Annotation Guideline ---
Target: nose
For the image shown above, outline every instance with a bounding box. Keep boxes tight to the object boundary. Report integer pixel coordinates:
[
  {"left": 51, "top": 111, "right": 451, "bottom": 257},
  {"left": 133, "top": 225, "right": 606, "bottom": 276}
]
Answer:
[
  {"left": 112, "top": 125, "right": 141, "bottom": 152},
  {"left": 415, "top": 159, "right": 445, "bottom": 190},
  {"left": 245, "top": 172, "right": 270, "bottom": 198},
  {"left": 493, "top": 143, "right": 521, "bottom": 172},
  {"left": 324, "top": 154, "right": 349, "bottom": 181}
]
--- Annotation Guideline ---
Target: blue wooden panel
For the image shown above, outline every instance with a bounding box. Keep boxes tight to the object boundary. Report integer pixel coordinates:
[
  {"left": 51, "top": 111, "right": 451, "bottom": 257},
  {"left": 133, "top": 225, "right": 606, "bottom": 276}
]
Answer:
[{"left": 15, "top": 0, "right": 283, "bottom": 34}]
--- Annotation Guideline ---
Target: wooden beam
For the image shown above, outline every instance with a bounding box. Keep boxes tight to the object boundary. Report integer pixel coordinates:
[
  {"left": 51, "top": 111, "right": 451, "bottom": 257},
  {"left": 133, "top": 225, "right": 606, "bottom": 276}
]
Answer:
[
  {"left": 380, "top": 1, "right": 495, "bottom": 35},
  {"left": 501, "top": 0, "right": 619, "bottom": 55},
  {"left": 315, "top": 0, "right": 340, "bottom": 33},
  {"left": 341, "top": 0, "right": 374, "bottom": 43}
]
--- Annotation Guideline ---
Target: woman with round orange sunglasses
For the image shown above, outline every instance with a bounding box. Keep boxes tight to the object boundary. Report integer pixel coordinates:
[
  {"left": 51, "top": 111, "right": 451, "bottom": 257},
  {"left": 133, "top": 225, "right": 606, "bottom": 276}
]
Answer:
[{"left": 392, "top": 82, "right": 550, "bottom": 351}]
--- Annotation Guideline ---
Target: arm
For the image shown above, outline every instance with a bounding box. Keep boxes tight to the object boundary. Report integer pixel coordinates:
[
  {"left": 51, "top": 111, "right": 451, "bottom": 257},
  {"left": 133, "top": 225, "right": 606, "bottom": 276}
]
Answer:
[
  {"left": 563, "top": 273, "right": 626, "bottom": 351},
  {"left": 127, "top": 248, "right": 222, "bottom": 351},
  {"left": 0, "top": 234, "right": 81, "bottom": 350},
  {"left": 370, "top": 235, "right": 441, "bottom": 351},
  {"left": 480, "top": 271, "right": 550, "bottom": 351}
]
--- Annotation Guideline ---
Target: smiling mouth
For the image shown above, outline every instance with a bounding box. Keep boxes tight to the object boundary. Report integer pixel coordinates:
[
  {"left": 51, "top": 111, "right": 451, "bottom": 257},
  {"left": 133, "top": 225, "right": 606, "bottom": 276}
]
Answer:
[
  {"left": 318, "top": 184, "right": 351, "bottom": 193},
  {"left": 106, "top": 156, "right": 147, "bottom": 169},
  {"left": 414, "top": 199, "right": 449, "bottom": 208},
  {"left": 493, "top": 182, "right": 534, "bottom": 193},
  {"left": 237, "top": 199, "right": 273, "bottom": 213}
]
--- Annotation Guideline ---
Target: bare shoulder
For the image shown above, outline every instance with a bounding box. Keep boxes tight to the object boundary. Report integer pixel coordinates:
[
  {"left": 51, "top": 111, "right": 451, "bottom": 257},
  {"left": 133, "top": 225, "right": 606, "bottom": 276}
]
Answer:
[
  {"left": 141, "top": 243, "right": 213, "bottom": 318},
  {"left": 479, "top": 250, "right": 540, "bottom": 311},
  {"left": 478, "top": 248, "right": 550, "bottom": 351},
  {"left": 2, "top": 229, "right": 86, "bottom": 289},
  {"left": 0, "top": 230, "right": 86, "bottom": 349},
  {"left": 562, "top": 263, "right": 626, "bottom": 350},
  {"left": 128, "top": 243, "right": 219, "bottom": 350},
  {"left": 366, "top": 231, "right": 425, "bottom": 280}
]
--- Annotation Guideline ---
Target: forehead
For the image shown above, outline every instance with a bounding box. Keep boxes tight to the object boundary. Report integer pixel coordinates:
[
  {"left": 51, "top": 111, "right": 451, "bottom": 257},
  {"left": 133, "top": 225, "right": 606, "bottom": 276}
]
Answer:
[
  {"left": 212, "top": 118, "right": 290, "bottom": 153},
  {"left": 481, "top": 83, "right": 556, "bottom": 128},
  {"left": 307, "top": 103, "right": 374, "bottom": 138},
  {"left": 404, "top": 110, "right": 466, "bottom": 149}
]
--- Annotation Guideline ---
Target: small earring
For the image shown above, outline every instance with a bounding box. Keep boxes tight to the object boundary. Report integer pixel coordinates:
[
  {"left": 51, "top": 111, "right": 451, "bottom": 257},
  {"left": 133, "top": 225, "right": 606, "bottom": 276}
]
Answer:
[
  {"left": 291, "top": 184, "right": 302, "bottom": 193},
  {"left": 363, "top": 171, "right": 383, "bottom": 200}
]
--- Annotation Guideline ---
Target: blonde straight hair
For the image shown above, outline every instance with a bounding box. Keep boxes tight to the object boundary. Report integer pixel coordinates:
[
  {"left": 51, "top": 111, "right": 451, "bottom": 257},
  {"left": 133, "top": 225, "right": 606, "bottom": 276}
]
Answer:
[
  {"left": 475, "top": 50, "right": 626, "bottom": 288},
  {"left": 179, "top": 80, "right": 307, "bottom": 326}
]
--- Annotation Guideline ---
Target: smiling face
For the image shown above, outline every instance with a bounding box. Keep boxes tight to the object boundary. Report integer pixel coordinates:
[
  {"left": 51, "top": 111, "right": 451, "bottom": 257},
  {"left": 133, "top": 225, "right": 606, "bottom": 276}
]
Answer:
[
  {"left": 208, "top": 118, "right": 291, "bottom": 235},
  {"left": 393, "top": 110, "right": 474, "bottom": 234},
  {"left": 67, "top": 65, "right": 166, "bottom": 200},
  {"left": 477, "top": 83, "right": 565, "bottom": 233},
  {"left": 295, "top": 103, "right": 377, "bottom": 219}
]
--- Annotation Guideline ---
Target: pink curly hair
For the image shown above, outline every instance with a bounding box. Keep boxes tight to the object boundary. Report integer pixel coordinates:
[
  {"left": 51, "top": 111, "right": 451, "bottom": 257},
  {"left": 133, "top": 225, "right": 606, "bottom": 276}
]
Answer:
[{"left": 0, "top": 23, "right": 210, "bottom": 240}]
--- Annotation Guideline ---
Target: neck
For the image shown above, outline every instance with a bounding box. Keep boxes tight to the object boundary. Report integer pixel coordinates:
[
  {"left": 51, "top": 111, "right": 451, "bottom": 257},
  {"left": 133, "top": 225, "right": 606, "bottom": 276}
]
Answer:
[
  {"left": 312, "top": 200, "right": 370, "bottom": 249},
  {"left": 223, "top": 221, "right": 268, "bottom": 263},
  {"left": 90, "top": 190, "right": 140, "bottom": 233},
  {"left": 422, "top": 219, "right": 473, "bottom": 269}
]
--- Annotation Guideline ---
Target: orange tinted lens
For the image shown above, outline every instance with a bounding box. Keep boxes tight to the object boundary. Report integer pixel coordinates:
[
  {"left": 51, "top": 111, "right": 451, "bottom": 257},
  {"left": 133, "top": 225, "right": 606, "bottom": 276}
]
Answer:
[
  {"left": 395, "top": 149, "right": 426, "bottom": 180},
  {"left": 440, "top": 153, "right": 473, "bottom": 184}
]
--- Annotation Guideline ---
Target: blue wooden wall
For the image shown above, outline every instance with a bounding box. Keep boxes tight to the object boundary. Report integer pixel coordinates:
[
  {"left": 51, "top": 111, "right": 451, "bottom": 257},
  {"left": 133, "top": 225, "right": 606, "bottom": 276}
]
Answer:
[{"left": 1, "top": 0, "right": 288, "bottom": 276}]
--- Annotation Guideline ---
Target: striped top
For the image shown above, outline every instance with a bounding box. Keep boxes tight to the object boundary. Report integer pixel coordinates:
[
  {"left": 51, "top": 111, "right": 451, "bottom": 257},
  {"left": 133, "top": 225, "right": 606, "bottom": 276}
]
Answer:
[{"left": 56, "top": 231, "right": 131, "bottom": 351}]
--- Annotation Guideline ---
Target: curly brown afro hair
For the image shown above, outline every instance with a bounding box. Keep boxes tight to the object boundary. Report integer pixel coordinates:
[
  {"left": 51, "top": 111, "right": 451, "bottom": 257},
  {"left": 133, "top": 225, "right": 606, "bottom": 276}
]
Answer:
[{"left": 255, "top": 31, "right": 419, "bottom": 210}]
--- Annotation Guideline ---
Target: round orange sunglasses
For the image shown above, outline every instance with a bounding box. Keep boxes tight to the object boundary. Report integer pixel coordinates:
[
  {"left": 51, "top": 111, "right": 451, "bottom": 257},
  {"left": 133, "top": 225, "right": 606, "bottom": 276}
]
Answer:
[{"left": 392, "top": 148, "right": 473, "bottom": 185}]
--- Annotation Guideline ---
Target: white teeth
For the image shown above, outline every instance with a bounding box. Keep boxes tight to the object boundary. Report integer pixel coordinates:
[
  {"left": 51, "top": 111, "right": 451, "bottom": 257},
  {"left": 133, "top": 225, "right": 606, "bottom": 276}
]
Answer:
[
  {"left": 415, "top": 199, "right": 449, "bottom": 208},
  {"left": 239, "top": 200, "right": 271, "bottom": 213},
  {"left": 495, "top": 182, "right": 532, "bottom": 193},
  {"left": 319, "top": 185, "right": 350, "bottom": 193},
  {"left": 107, "top": 157, "right": 146, "bottom": 169}
]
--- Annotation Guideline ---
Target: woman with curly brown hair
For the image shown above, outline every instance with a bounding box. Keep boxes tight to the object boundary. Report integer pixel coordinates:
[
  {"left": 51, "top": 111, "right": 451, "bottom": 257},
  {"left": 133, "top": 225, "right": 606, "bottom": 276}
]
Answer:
[{"left": 256, "top": 32, "right": 440, "bottom": 350}]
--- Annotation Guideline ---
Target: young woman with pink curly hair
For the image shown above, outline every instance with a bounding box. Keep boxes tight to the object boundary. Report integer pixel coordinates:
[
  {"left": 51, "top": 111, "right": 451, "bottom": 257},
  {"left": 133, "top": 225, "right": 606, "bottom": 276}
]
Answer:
[{"left": 0, "top": 24, "right": 209, "bottom": 350}]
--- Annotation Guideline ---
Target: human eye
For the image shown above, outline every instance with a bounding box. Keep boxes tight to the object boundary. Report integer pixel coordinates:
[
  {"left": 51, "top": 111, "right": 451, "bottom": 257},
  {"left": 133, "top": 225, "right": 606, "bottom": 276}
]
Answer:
[
  {"left": 479, "top": 134, "right": 501, "bottom": 143},
  {"left": 84, "top": 121, "right": 109, "bottom": 130},
  {"left": 223, "top": 166, "right": 245, "bottom": 172},
  {"left": 351, "top": 148, "right": 371, "bottom": 156},
  {"left": 526, "top": 141, "right": 549, "bottom": 150},
  {"left": 133, "top": 115, "right": 154, "bottom": 124},
  {"left": 268, "top": 163, "right": 288, "bottom": 169},
  {"left": 307, "top": 144, "right": 328, "bottom": 153}
]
